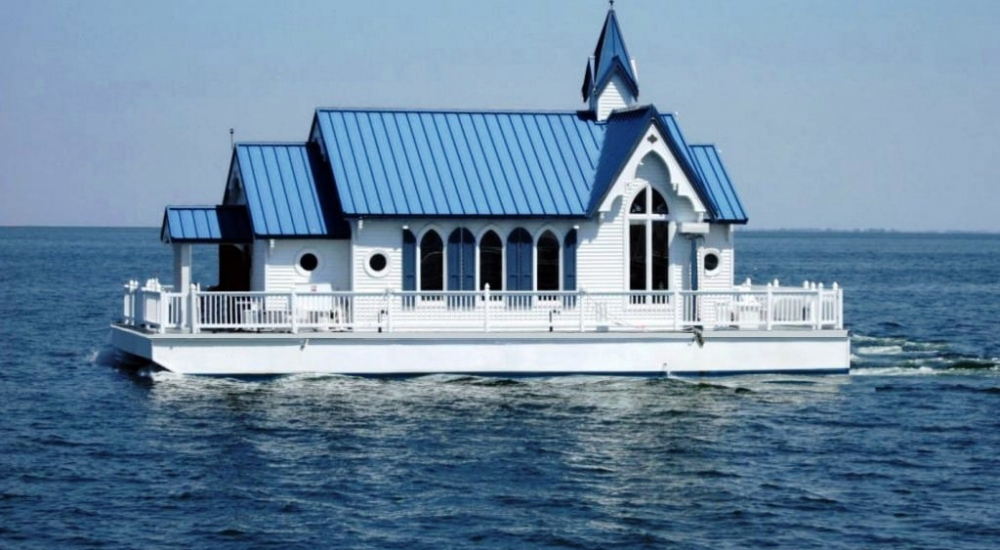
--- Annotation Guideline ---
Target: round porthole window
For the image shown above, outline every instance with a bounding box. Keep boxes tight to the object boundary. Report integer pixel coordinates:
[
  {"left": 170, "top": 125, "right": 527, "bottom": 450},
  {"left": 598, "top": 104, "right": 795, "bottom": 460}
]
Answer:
[
  {"left": 365, "top": 251, "right": 390, "bottom": 278},
  {"left": 369, "top": 253, "right": 387, "bottom": 272},
  {"left": 704, "top": 252, "right": 720, "bottom": 273},
  {"left": 298, "top": 252, "right": 319, "bottom": 272}
]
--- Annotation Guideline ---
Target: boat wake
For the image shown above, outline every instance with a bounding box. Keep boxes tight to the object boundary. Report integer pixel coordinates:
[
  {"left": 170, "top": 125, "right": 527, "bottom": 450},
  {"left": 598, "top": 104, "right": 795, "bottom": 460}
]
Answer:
[{"left": 851, "top": 334, "right": 997, "bottom": 376}]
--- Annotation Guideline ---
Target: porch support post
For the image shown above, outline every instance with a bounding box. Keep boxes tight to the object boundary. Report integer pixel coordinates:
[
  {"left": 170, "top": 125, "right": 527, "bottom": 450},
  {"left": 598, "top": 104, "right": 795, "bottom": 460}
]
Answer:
[{"left": 173, "top": 243, "right": 192, "bottom": 294}]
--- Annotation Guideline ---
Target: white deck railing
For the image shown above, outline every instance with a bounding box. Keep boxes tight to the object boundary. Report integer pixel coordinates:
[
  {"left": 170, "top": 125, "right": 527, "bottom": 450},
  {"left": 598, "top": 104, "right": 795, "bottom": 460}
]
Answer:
[{"left": 121, "top": 279, "right": 844, "bottom": 335}]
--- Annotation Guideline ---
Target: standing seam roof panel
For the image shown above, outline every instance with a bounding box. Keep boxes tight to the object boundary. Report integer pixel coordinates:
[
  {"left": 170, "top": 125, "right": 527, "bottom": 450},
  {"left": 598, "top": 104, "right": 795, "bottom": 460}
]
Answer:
[
  {"left": 321, "top": 114, "right": 362, "bottom": 215},
  {"left": 686, "top": 145, "right": 723, "bottom": 219},
  {"left": 407, "top": 113, "right": 450, "bottom": 214},
  {"left": 468, "top": 114, "right": 512, "bottom": 216},
  {"left": 536, "top": 114, "right": 579, "bottom": 213},
  {"left": 483, "top": 114, "right": 530, "bottom": 214},
  {"left": 708, "top": 148, "right": 748, "bottom": 221},
  {"left": 445, "top": 113, "right": 487, "bottom": 215},
  {"left": 513, "top": 115, "right": 557, "bottom": 214},
  {"left": 232, "top": 144, "right": 338, "bottom": 237},
  {"left": 497, "top": 114, "right": 540, "bottom": 214},
  {"left": 691, "top": 145, "right": 734, "bottom": 221},
  {"left": 543, "top": 115, "right": 588, "bottom": 211},
  {"left": 505, "top": 115, "right": 548, "bottom": 214},
  {"left": 162, "top": 206, "right": 253, "bottom": 243},
  {"left": 458, "top": 114, "right": 502, "bottom": 215},
  {"left": 555, "top": 116, "right": 598, "bottom": 195},
  {"left": 398, "top": 113, "right": 437, "bottom": 214},
  {"left": 525, "top": 114, "right": 567, "bottom": 214},
  {"left": 366, "top": 112, "right": 405, "bottom": 215},
  {"left": 246, "top": 147, "right": 280, "bottom": 235},
  {"left": 428, "top": 113, "right": 469, "bottom": 215},
  {"left": 445, "top": 114, "right": 482, "bottom": 213},
  {"left": 263, "top": 146, "right": 297, "bottom": 233},
  {"left": 286, "top": 146, "right": 323, "bottom": 233},
  {"left": 690, "top": 145, "right": 747, "bottom": 222},
  {"left": 380, "top": 111, "right": 420, "bottom": 214},
  {"left": 328, "top": 113, "right": 371, "bottom": 212},
  {"left": 703, "top": 147, "right": 740, "bottom": 219},
  {"left": 380, "top": 112, "right": 424, "bottom": 215},
  {"left": 193, "top": 209, "right": 213, "bottom": 239},
  {"left": 236, "top": 148, "right": 266, "bottom": 235},
  {"left": 354, "top": 112, "right": 392, "bottom": 215},
  {"left": 344, "top": 111, "right": 381, "bottom": 214},
  {"left": 273, "top": 147, "right": 307, "bottom": 233}
]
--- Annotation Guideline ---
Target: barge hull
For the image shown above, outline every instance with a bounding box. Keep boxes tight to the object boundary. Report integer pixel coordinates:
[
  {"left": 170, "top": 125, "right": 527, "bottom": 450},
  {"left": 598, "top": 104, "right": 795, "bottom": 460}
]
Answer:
[{"left": 111, "top": 325, "right": 849, "bottom": 377}]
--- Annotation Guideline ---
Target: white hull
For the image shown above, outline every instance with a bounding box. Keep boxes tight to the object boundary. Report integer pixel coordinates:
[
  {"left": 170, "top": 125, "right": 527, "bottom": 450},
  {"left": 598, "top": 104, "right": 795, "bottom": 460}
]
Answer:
[{"left": 110, "top": 325, "right": 850, "bottom": 377}]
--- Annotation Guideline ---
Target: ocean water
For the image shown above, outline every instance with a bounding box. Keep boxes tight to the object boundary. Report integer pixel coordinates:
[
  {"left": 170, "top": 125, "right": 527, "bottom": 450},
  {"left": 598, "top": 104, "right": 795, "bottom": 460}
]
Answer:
[{"left": 1, "top": 227, "right": 999, "bottom": 549}]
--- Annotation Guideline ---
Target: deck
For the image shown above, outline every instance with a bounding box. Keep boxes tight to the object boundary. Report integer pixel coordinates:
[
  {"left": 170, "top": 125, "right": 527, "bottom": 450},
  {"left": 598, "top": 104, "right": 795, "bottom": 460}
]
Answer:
[{"left": 121, "top": 281, "right": 844, "bottom": 336}]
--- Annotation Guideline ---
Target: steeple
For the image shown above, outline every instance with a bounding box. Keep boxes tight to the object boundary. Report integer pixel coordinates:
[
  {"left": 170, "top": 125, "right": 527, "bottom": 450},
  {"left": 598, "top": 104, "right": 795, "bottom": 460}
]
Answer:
[{"left": 582, "top": 5, "right": 639, "bottom": 120}]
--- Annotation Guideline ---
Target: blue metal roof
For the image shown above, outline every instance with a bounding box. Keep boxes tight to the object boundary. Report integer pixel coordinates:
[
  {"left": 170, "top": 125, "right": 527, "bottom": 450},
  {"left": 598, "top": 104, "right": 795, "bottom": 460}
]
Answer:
[
  {"left": 233, "top": 143, "right": 350, "bottom": 238},
  {"left": 583, "top": 9, "right": 639, "bottom": 101},
  {"left": 160, "top": 205, "right": 253, "bottom": 243},
  {"left": 313, "top": 107, "right": 748, "bottom": 223},
  {"left": 588, "top": 106, "right": 658, "bottom": 212},
  {"left": 690, "top": 145, "right": 749, "bottom": 223},
  {"left": 314, "top": 109, "right": 605, "bottom": 217}
]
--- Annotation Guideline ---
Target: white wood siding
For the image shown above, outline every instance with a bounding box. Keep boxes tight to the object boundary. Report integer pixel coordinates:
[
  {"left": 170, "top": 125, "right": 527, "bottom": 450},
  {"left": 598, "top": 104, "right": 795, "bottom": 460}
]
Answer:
[
  {"left": 257, "top": 239, "right": 351, "bottom": 291},
  {"left": 576, "top": 200, "right": 624, "bottom": 292},
  {"left": 699, "top": 224, "right": 735, "bottom": 291},
  {"left": 351, "top": 220, "right": 402, "bottom": 293},
  {"left": 595, "top": 74, "right": 631, "bottom": 121}
]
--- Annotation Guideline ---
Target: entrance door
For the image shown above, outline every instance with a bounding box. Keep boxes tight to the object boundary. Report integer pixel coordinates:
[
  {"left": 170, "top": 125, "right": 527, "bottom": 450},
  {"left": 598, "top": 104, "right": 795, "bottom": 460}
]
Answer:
[{"left": 218, "top": 244, "right": 250, "bottom": 291}]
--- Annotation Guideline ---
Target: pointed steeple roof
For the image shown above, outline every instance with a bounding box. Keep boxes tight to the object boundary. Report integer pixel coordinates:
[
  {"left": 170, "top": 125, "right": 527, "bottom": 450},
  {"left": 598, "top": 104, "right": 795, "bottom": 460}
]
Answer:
[{"left": 582, "top": 7, "right": 639, "bottom": 102}]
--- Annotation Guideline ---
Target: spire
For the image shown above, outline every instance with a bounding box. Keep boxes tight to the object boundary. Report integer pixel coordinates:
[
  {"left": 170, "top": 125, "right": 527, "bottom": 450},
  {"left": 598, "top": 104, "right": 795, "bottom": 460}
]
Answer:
[{"left": 582, "top": 6, "right": 639, "bottom": 104}]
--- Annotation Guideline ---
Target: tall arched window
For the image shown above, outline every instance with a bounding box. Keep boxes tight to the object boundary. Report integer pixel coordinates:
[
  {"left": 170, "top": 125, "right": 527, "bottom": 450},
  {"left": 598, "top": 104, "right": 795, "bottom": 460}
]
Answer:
[
  {"left": 479, "top": 230, "right": 503, "bottom": 292},
  {"left": 506, "top": 228, "right": 533, "bottom": 291},
  {"left": 420, "top": 230, "right": 443, "bottom": 293},
  {"left": 563, "top": 229, "right": 577, "bottom": 292},
  {"left": 629, "top": 187, "right": 670, "bottom": 302},
  {"left": 537, "top": 230, "right": 560, "bottom": 294},
  {"left": 402, "top": 229, "right": 417, "bottom": 308},
  {"left": 447, "top": 228, "right": 475, "bottom": 291}
]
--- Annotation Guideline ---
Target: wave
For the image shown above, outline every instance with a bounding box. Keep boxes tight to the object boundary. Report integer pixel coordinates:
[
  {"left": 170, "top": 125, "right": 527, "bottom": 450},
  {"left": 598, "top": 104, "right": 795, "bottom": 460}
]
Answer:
[{"left": 851, "top": 333, "right": 997, "bottom": 376}]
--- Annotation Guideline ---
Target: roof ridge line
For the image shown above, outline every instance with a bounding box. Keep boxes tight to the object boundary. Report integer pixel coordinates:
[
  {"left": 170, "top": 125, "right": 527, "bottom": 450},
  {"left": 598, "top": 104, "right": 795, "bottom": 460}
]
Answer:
[
  {"left": 314, "top": 107, "right": 583, "bottom": 115},
  {"left": 235, "top": 141, "right": 309, "bottom": 146}
]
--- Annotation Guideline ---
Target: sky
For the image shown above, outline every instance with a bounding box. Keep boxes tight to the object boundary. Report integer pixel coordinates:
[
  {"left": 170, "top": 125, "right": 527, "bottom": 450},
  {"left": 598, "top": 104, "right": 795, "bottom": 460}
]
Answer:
[{"left": 2, "top": 0, "right": 999, "bottom": 231}]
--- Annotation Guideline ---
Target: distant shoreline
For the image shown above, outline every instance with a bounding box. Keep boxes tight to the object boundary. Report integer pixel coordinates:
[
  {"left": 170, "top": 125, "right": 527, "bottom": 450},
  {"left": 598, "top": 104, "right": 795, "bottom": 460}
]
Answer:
[{"left": 1, "top": 225, "right": 998, "bottom": 236}]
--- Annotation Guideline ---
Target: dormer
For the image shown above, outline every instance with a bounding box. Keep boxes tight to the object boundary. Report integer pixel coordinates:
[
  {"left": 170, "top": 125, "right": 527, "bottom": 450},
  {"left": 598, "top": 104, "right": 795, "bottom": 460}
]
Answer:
[{"left": 581, "top": 6, "right": 639, "bottom": 121}]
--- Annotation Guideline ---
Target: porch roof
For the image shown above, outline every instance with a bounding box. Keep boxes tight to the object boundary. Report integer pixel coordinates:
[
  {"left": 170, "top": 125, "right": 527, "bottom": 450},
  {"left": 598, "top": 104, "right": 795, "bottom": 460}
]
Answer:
[{"left": 160, "top": 205, "right": 254, "bottom": 244}]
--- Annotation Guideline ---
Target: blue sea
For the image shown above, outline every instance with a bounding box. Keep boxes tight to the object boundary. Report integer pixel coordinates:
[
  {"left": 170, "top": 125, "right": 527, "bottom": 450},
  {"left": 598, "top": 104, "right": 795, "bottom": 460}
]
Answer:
[{"left": 1, "top": 227, "right": 999, "bottom": 549}]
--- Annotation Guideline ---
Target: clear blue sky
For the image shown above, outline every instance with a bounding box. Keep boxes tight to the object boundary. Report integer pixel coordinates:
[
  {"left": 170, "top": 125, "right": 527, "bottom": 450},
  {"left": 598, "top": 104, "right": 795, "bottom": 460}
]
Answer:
[{"left": 2, "top": 0, "right": 998, "bottom": 231}]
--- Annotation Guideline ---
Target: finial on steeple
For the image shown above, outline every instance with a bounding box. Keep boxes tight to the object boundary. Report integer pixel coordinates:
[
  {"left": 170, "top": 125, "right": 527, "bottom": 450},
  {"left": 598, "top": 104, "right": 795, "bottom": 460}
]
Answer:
[{"left": 609, "top": 0, "right": 614, "bottom": 7}]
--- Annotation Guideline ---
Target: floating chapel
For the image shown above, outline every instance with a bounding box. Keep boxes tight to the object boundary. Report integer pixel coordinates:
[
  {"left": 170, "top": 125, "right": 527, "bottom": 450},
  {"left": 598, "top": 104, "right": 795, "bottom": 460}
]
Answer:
[{"left": 160, "top": 6, "right": 748, "bottom": 301}]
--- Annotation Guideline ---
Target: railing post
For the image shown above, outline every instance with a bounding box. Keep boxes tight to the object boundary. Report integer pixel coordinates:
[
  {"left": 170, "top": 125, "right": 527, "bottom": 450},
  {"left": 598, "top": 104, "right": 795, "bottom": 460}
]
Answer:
[
  {"left": 385, "top": 289, "right": 394, "bottom": 333},
  {"left": 765, "top": 283, "right": 773, "bottom": 330},
  {"left": 290, "top": 291, "right": 298, "bottom": 334},
  {"left": 189, "top": 284, "right": 200, "bottom": 334},
  {"left": 483, "top": 284, "right": 491, "bottom": 332},
  {"left": 812, "top": 283, "right": 820, "bottom": 329},
  {"left": 835, "top": 283, "right": 843, "bottom": 329},
  {"left": 124, "top": 280, "right": 135, "bottom": 325},
  {"left": 578, "top": 289, "right": 585, "bottom": 332},
  {"left": 673, "top": 288, "right": 681, "bottom": 330}
]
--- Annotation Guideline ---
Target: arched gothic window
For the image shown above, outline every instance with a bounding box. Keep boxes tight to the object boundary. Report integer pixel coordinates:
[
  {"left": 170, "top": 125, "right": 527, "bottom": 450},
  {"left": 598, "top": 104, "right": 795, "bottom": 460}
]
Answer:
[
  {"left": 629, "top": 187, "right": 670, "bottom": 301},
  {"left": 479, "top": 230, "right": 503, "bottom": 292},
  {"left": 506, "top": 228, "right": 533, "bottom": 292},
  {"left": 420, "top": 230, "right": 443, "bottom": 292},
  {"left": 536, "top": 230, "right": 560, "bottom": 294}
]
